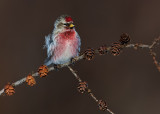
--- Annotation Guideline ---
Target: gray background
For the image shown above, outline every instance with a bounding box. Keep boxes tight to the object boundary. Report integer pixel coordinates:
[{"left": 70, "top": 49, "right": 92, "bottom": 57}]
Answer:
[{"left": 0, "top": 0, "right": 160, "bottom": 114}]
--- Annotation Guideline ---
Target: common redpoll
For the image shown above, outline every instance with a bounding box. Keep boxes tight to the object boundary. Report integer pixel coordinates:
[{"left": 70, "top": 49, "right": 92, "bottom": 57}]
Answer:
[{"left": 44, "top": 15, "right": 81, "bottom": 66}]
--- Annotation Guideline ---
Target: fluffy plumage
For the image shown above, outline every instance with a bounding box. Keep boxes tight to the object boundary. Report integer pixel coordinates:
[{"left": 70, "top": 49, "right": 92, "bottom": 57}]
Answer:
[{"left": 44, "top": 15, "right": 81, "bottom": 66}]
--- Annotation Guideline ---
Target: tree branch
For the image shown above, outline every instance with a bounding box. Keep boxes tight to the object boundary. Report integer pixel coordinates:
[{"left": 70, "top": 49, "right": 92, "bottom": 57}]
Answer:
[{"left": 0, "top": 33, "right": 159, "bottom": 113}]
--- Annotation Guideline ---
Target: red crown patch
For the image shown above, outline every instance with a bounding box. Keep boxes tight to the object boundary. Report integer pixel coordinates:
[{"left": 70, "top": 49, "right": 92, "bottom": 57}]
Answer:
[{"left": 65, "top": 16, "right": 73, "bottom": 22}]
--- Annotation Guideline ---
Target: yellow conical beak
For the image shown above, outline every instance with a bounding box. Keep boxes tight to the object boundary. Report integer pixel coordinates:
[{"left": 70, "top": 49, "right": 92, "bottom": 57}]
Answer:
[{"left": 69, "top": 23, "right": 75, "bottom": 28}]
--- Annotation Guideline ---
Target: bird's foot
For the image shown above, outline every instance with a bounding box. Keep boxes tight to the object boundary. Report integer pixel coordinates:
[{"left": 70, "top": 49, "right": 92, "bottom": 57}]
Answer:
[
  {"left": 53, "top": 64, "right": 61, "bottom": 71},
  {"left": 71, "top": 58, "right": 77, "bottom": 65}
]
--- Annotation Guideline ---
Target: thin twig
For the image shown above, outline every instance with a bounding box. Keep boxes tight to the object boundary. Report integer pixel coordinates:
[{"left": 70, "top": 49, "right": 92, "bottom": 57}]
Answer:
[
  {"left": 67, "top": 66, "right": 114, "bottom": 114},
  {"left": 149, "top": 49, "right": 160, "bottom": 72},
  {"left": 149, "top": 37, "right": 160, "bottom": 49},
  {"left": 67, "top": 66, "right": 82, "bottom": 82},
  {"left": 107, "top": 109, "right": 115, "bottom": 114}
]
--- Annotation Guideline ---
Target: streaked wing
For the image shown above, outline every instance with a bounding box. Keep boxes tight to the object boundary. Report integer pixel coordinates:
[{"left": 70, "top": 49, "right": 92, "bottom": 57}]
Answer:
[
  {"left": 76, "top": 32, "right": 81, "bottom": 53},
  {"left": 45, "top": 34, "right": 54, "bottom": 57}
]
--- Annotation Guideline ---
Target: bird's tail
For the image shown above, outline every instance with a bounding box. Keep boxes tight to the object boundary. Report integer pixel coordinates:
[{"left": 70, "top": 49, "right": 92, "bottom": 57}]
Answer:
[{"left": 44, "top": 57, "right": 52, "bottom": 66}]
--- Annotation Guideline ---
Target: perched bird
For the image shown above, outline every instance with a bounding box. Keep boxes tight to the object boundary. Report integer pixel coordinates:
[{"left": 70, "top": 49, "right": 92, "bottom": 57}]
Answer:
[{"left": 44, "top": 15, "right": 81, "bottom": 66}]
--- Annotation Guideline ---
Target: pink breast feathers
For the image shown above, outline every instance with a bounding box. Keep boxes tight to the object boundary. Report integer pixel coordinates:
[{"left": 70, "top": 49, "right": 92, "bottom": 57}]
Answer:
[{"left": 52, "top": 30, "right": 78, "bottom": 64}]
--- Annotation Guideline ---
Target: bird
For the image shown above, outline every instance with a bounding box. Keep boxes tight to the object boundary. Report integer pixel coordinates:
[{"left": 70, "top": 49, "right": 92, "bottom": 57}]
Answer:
[{"left": 44, "top": 15, "right": 81, "bottom": 67}]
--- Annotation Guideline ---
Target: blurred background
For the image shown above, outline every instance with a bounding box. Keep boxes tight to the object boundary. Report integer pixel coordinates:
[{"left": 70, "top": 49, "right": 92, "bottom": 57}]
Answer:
[{"left": 0, "top": 0, "right": 160, "bottom": 114}]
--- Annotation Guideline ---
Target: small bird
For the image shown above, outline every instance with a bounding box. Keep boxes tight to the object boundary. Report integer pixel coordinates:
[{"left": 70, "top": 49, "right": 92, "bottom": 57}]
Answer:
[{"left": 44, "top": 15, "right": 81, "bottom": 66}]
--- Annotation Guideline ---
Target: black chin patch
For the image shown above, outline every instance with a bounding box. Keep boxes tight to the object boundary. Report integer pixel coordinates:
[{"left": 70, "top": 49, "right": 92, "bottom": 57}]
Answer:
[{"left": 70, "top": 27, "right": 74, "bottom": 29}]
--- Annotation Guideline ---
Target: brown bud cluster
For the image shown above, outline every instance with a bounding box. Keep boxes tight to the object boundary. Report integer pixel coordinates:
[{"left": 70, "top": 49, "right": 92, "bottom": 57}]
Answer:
[
  {"left": 26, "top": 74, "right": 36, "bottom": 86},
  {"left": 77, "top": 81, "right": 88, "bottom": 93},
  {"left": 111, "top": 42, "right": 122, "bottom": 56},
  {"left": 38, "top": 65, "right": 49, "bottom": 77},
  {"left": 120, "top": 33, "right": 130, "bottom": 45},
  {"left": 84, "top": 48, "right": 95, "bottom": 60},
  {"left": 98, "top": 100, "right": 107, "bottom": 111},
  {"left": 98, "top": 45, "right": 107, "bottom": 55},
  {"left": 4, "top": 83, "right": 15, "bottom": 96}
]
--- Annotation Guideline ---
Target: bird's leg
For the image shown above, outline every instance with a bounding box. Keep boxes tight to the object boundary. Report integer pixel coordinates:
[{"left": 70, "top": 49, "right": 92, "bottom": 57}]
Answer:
[{"left": 53, "top": 64, "right": 61, "bottom": 71}]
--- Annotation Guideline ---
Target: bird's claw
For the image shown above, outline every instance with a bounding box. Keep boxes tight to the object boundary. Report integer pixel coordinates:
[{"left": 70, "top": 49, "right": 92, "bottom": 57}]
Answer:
[
  {"left": 71, "top": 58, "right": 77, "bottom": 65},
  {"left": 53, "top": 64, "right": 61, "bottom": 71}
]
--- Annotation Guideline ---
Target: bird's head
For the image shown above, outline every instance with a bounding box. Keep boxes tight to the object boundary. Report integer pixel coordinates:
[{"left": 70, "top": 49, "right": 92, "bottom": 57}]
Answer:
[{"left": 54, "top": 15, "right": 75, "bottom": 31}]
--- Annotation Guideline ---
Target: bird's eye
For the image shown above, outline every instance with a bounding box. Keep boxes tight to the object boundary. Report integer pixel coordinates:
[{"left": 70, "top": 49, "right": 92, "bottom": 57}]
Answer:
[{"left": 64, "top": 23, "right": 70, "bottom": 27}]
